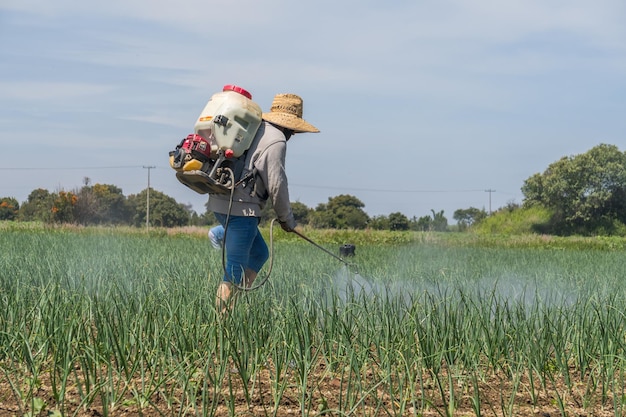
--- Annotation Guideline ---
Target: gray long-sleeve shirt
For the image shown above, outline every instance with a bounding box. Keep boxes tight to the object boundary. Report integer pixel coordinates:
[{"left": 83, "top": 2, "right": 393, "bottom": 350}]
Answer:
[{"left": 207, "top": 121, "right": 296, "bottom": 228}]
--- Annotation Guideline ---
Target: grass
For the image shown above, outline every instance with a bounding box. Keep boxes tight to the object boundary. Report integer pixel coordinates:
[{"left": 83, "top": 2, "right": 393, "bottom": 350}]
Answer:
[
  {"left": 3, "top": 221, "right": 626, "bottom": 416},
  {"left": 5, "top": 220, "right": 626, "bottom": 249}
]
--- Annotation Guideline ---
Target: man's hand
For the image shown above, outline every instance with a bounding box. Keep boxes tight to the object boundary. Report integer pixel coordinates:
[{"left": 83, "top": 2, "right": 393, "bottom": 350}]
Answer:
[{"left": 280, "top": 218, "right": 296, "bottom": 232}]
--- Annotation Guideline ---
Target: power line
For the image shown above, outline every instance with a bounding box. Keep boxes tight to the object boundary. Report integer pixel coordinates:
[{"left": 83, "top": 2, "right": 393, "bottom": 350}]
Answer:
[
  {"left": 0, "top": 166, "right": 514, "bottom": 197},
  {"left": 291, "top": 183, "right": 485, "bottom": 193},
  {"left": 0, "top": 166, "right": 145, "bottom": 170}
]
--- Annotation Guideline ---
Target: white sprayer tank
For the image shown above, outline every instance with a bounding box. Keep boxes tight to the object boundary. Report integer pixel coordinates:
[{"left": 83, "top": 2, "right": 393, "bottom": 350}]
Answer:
[{"left": 194, "top": 85, "right": 262, "bottom": 158}]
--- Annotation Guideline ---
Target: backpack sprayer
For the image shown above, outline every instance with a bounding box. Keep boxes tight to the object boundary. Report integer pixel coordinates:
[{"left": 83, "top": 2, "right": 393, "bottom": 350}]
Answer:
[{"left": 169, "top": 85, "right": 262, "bottom": 195}]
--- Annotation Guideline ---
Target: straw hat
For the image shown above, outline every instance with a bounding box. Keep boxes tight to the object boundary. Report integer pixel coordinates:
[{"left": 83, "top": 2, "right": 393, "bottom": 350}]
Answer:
[{"left": 262, "top": 93, "right": 320, "bottom": 133}]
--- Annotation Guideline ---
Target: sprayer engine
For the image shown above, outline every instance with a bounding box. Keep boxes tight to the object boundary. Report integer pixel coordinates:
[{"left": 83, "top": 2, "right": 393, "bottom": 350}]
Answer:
[{"left": 169, "top": 133, "right": 244, "bottom": 195}]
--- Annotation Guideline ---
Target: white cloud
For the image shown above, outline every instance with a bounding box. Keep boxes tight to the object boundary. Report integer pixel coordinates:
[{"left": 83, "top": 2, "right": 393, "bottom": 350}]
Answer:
[
  {"left": 1, "top": 0, "right": 270, "bottom": 28},
  {"left": 119, "top": 114, "right": 188, "bottom": 129},
  {"left": 0, "top": 81, "right": 114, "bottom": 101}
]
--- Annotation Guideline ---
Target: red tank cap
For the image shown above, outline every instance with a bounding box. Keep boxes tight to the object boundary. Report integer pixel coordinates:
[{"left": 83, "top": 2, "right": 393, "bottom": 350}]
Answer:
[
  {"left": 223, "top": 84, "right": 252, "bottom": 100},
  {"left": 225, "top": 149, "right": 234, "bottom": 158}
]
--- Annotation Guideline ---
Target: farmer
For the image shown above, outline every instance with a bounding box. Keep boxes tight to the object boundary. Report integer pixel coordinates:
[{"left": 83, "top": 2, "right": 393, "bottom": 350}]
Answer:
[{"left": 207, "top": 93, "right": 319, "bottom": 312}]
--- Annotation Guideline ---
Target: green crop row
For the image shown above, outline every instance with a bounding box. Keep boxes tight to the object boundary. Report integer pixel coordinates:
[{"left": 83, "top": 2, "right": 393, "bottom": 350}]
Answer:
[{"left": 2, "top": 226, "right": 626, "bottom": 416}]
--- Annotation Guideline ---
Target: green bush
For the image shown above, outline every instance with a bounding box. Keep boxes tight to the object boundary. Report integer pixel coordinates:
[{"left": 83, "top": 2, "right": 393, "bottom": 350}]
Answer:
[{"left": 473, "top": 205, "right": 553, "bottom": 235}]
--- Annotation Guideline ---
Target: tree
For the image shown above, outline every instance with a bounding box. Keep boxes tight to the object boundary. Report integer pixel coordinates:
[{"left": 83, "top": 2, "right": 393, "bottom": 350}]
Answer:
[
  {"left": 0, "top": 197, "right": 19, "bottom": 220},
  {"left": 50, "top": 191, "right": 78, "bottom": 223},
  {"left": 430, "top": 209, "right": 448, "bottom": 232},
  {"left": 369, "top": 215, "right": 390, "bottom": 230},
  {"left": 453, "top": 207, "right": 487, "bottom": 231},
  {"left": 291, "top": 201, "right": 312, "bottom": 226},
  {"left": 522, "top": 144, "right": 626, "bottom": 235},
  {"left": 127, "top": 189, "right": 190, "bottom": 227},
  {"left": 19, "top": 188, "right": 54, "bottom": 222},
  {"left": 74, "top": 183, "right": 131, "bottom": 225},
  {"left": 413, "top": 215, "right": 433, "bottom": 231},
  {"left": 310, "top": 194, "right": 369, "bottom": 229},
  {"left": 388, "top": 212, "right": 409, "bottom": 231},
  {"left": 309, "top": 203, "right": 331, "bottom": 228}
]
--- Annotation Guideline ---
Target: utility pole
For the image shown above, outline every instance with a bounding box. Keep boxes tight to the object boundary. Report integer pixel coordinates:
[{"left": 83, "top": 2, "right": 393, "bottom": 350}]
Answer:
[
  {"left": 485, "top": 189, "right": 496, "bottom": 215},
  {"left": 143, "top": 166, "right": 156, "bottom": 229}
]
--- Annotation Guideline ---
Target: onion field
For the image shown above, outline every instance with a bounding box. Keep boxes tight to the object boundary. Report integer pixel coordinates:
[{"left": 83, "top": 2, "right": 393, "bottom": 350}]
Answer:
[{"left": 2, "top": 225, "right": 626, "bottom": 416}]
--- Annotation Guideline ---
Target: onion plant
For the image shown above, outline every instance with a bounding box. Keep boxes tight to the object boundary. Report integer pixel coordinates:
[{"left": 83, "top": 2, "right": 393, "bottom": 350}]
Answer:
[{"left": 3, "top": 226, "right": 626, "bottom": 416}]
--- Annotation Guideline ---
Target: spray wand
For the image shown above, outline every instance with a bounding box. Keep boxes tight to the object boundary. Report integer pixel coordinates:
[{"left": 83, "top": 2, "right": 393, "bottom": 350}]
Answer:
[{"left": 291, "top": 229, "right": 359, "bottom": 274}]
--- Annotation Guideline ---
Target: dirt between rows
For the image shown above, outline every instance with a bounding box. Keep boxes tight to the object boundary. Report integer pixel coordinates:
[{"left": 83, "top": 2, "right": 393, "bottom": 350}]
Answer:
[{"left": 0, "top": 361, "right": 618, "bottom": 416}]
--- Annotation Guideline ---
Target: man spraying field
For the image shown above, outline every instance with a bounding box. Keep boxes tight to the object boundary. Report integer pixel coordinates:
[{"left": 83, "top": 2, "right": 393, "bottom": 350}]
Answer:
[{"left": 208, "top": 93, "right": 319, "bottom": 312}]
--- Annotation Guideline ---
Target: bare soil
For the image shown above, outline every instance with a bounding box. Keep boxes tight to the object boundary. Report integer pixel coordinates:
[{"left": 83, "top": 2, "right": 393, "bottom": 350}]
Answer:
[{"left": 0, "top": 360, "right": 618, "bottom": 416}]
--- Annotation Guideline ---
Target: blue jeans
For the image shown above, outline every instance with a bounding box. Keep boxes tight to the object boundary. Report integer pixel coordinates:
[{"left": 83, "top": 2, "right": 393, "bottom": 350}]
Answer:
[{"left": 214, "top": 213, "right": 269, "bottom": 285}]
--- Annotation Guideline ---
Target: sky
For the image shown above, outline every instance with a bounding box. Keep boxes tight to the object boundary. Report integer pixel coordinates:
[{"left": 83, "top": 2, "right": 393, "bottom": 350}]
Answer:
[{"left": 1, "top": 0, "right": 625, "bottom": 221}]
